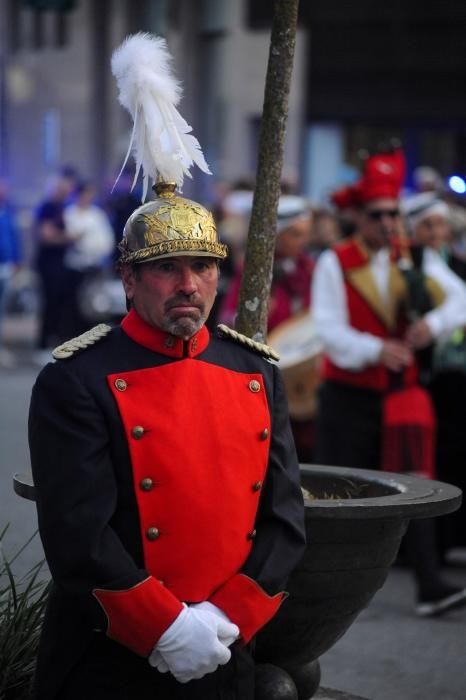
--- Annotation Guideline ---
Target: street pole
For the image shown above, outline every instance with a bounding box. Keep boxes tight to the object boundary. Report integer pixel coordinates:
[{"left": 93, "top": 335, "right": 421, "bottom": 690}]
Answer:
[{"left": 235, "top": 0, "right": 299, "bottom": 342}]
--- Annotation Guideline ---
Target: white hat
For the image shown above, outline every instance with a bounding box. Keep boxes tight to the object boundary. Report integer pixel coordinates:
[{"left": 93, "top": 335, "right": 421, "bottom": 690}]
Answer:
[
  {"left": 222, "top": 190, "right": 254, "bottom": 216},
  {"left": 402, "top": 192, "right": 450, "bottom": 232},
  {"left": 412, "top": 166, "right": 444, "bottom": 193},
  {"left": 277, "top": 195, "right": 311, "bottom": 233}
]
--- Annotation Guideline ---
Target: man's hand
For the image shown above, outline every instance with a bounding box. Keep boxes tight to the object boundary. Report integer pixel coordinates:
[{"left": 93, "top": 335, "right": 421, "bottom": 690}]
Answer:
[
  {"left": 148, "top": 605, "right": 239, "bottom": 683},
  {"left": 379, "top": 340, "right": 413, "bottom": 372},
  {"left": 405, "top": 319, "right": 433, "bottom": 350},
  {"left": 190, "top": 601, "right": 240, "bottom": 648}
]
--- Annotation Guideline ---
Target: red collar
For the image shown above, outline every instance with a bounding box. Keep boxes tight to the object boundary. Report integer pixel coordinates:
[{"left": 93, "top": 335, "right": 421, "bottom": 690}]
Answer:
[{"left": 121, "top": 308, "right": 210, "bottom": 358}]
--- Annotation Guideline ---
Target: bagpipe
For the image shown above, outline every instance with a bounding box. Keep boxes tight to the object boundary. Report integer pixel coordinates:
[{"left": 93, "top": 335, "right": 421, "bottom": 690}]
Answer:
[{"left": 383, "top": 219, "right": 438, "bottom": 479}]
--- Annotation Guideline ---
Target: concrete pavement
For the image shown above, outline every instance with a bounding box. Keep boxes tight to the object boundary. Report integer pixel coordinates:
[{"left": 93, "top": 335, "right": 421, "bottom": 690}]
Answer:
[{"left": 319, "top": 561, "right": 466, "bottom": 700}]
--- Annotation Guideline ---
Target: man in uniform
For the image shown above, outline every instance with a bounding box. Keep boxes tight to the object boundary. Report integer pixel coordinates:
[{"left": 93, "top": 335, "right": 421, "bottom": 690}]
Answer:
[
  {"left": 28, "top": 178, "right": 306, "bottom": 699},
  {"left": 312, "top": 146, "right": 466, "bottom": 616}
]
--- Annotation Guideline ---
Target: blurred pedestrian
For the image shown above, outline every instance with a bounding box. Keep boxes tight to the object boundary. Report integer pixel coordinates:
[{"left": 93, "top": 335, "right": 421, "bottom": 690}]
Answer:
[
  {"left": 220, "top": 195, "right": 316, "bottom": 461},
  {"left": 402, "top": 191, "right": 451, "bottom": 254},
  {"left": 412, "top": 165, "right": 444, "bottom": 195},
  {"left": 105, "top": 168, "right": 141, "bottom": 265},
  {"left": 329, "top": 185, "right": 360, "bottom": 238},
  {"left": 220, "top": 195, "right": 314, "bottom": 332},
  {"left": 309, "top": 209, "right": 342, "bottom": 260},
  {"left": 33, "top": 167, "right": 77, "bottom": 352},
  {"left": 63, "top": 181, "right": 115, "bottom": 336},
  {"left": 404, "top": 192, "right": 466, "bottom": 558},
  {"left": 312, "top": 145, "right": 466, "bottom": 616},
  {"left": 0, "top": 178, "right": 22, "bottom": 368},
  {"left": 216, "top": 180, "right": 254, "bottom": 272}
]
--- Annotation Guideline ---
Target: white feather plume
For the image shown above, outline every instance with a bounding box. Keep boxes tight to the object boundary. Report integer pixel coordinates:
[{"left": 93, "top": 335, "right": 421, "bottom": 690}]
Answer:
[{"left": 111, "top": 32, "right": 211, "bottom": 200}]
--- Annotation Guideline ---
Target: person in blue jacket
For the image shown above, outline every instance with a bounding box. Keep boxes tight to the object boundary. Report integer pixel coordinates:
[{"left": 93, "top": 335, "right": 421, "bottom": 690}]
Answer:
[{"left": 0, "top": 177, "right": 21, "bottom": 367}]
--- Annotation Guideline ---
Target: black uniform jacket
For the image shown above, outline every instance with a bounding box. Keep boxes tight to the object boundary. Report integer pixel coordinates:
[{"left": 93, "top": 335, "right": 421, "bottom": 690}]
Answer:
[{"left": 28, "top": 309, "right": 306, "bottom": 699}]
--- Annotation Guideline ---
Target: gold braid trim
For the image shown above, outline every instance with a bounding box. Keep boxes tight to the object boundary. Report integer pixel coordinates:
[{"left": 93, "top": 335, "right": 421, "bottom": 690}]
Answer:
[
  {"left": 52, "top": 324, "right": 112, "bottom": 360},
  {"left": 119, "top": 239, "right": 228, "bottom": 264},
  {"left": 217, "top": 324, "right": 280, "bottom": 362},
  {"left": 425, "top": 276, "right": 446, "bottom": 308}
]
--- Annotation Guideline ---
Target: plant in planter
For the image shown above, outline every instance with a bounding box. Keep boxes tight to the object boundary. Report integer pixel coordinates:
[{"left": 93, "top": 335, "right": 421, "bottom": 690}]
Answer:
[{"left": 0, "top": 526, "right": 49, "bottom": 700}]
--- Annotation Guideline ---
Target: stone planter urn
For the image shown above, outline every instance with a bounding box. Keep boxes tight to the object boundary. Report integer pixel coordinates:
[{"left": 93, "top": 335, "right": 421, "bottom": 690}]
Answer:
[
  {"left": 253, "top": 464, "right": 462, "bottom": 700},
  {"left": 13, "top": 464, "right": 462, "bottom": 700}
]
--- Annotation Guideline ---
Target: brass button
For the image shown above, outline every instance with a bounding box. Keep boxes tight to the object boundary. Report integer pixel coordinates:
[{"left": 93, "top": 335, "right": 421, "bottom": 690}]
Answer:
[
  {"left": 140, "top": 478, "right": 154, "bottom": 492},
  {"left": 248, "top": 380, "right": 261, "bottom": 393},
  {"left": 131, "top": 425, "right": 145, "bottom": 440},
  {"left": 191, "top": 338, "right": 198, "bottom": 352},
  {"left": 114, "top": 378, "right": 127, "bottom": 392},
  {"left": 158, "top": 579, "right": 165, "bottom": 586},
  {"left": 247, "top": 529, "right": 257, "bottom": 541},
  {"left": 146, "top": 527, "right": 160, "bottom": 541},
  {"left": 260, "top": 428, "right": 269, "bottom": 440},
  {"left": 164, "top": 337, "right": 175, "bottom": 349},
  {"left": 252, "top": 481, "right": 262, "bottom": 492}
]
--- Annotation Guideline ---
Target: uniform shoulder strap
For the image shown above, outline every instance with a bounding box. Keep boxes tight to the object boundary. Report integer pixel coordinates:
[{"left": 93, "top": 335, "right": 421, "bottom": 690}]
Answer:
[
  {"left": 52, "top": 324, "right": 112, "bottom": 360},
  {"left": 216, "top": 324, "right": 280, "bottom": 361}
]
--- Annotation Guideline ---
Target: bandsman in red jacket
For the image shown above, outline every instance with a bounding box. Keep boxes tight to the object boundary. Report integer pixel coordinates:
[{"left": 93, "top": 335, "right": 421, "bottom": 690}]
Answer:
[
  {"left": 28, "top": 181, "right": 306, "bottom": 700},
  {"left": 28, "top": 33, "right": 306, "bottom": 700},
  {"left": 312, "top": 144, "right": 466, "bottom": 618}
]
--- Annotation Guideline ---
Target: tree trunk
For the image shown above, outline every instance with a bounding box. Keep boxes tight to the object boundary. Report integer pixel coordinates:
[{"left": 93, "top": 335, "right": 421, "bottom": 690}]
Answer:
[{"left": 235, "top": 0, "right": 299, "bottom": 342}]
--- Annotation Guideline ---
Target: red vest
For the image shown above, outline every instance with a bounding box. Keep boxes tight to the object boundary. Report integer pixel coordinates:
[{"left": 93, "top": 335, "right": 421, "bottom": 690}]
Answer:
[{"left": 322, "top": 238, "right": 417, "bottom": 392}]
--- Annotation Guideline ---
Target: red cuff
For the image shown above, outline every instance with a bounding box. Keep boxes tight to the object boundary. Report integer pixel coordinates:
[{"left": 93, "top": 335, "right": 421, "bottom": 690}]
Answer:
[
  {"left": 93, "top": 577, "right": 183, "bottom": 657},
  {"left": 209, "top": 573, "right": 286, "bottom": 644}
]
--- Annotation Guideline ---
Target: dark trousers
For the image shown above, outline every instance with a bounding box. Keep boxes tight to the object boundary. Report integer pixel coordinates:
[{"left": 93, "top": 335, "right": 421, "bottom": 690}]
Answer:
[
  {"left": 62, "top": 268, "right": 89, "bottom": 338},
  {"left": 314, "top": 381, "right": 446, "bottom": 600},
  {"left": 57, "top": 634, "right": 254, "bottom": 700},
  {"left": 36, "top": 260, "right": 68, "bottom": 349},
  {"left": 430, "top": 370, "right": 466, "bottom": 551},
  {"left": 314, "top": 381, "right": 382, "bottom": 470}
]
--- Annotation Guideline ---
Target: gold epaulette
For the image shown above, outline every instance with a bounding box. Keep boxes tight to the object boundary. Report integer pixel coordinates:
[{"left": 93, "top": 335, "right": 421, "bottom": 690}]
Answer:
[
  {"left": 52, "top": 324, "right": 112, "bottom": 360},
  {"left": 217, "top": 324, "right": 280, "bottom": 361}
]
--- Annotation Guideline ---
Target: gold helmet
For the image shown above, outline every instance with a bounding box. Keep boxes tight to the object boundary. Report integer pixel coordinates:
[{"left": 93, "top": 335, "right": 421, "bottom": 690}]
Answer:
[{"left": 118, "top": 180, "right": 228, "bottom": 265}]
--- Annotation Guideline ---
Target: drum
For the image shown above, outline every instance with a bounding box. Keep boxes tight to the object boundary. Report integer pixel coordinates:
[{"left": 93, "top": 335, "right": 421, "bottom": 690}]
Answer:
[{"left": 268, "top": 312, "right": 323, "bottom": 420}]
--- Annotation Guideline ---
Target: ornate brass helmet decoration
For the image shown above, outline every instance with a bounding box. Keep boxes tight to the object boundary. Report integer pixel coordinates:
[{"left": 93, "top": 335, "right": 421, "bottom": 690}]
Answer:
[{"left": 118, "top": 182, "right": 227, "bottom": 265}]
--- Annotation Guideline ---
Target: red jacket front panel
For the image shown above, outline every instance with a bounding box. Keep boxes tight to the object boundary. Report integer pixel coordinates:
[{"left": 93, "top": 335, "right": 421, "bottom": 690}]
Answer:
[{"left": 108, "top": 360, "right": 270, "bottom": 602}]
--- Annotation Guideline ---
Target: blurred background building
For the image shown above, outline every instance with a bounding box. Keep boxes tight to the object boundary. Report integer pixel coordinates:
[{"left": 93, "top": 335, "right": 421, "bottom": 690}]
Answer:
[{"left": 1, "top": 0, "right": 466, "bottom": 229}]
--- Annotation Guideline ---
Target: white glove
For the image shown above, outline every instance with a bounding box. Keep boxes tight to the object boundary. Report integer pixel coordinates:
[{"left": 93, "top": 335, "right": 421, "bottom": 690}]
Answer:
[
  {"left": 189, "top": 601, "right": 240, "bottom": 648},
  {"left": 149, "top": 603, "right": 239, "bottom": 675},
  {"left": 148, "top": 649, "right": 169, "bottom": 673},
  {"left": 148, "top": 605, "right": 239, "bottom": 683}
]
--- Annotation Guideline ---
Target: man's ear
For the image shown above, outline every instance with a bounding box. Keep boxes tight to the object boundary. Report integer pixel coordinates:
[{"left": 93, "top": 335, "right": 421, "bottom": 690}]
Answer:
[{"left": 120, "top": 264, "right": 136, "bottom": 300}]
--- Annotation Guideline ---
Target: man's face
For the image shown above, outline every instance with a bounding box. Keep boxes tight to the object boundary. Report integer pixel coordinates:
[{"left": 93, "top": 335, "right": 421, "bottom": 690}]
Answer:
[
  {"left": 415, "top": 214, "right": 451, "bottom": 252},
  {"left": 357, "top": 198, "right": 401, "bottom": 251},
  {"left": 121, "top": 255, "right": 219, "bottom": 339},
  {"left": 275, "top": 218, "right": 312, "bottom": 259}
]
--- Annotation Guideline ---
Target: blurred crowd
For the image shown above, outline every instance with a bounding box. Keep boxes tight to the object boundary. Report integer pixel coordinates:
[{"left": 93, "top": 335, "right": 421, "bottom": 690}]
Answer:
[
  {"left": 205, "top": 153, "right": 466, "bottom": 616},
  {"left": 0, "top": 166, "right": 140, "bottom": 366},
  {"left": 2, "top": 148, "right": 466, "bottom": 614},
  {"left": 0, "top": 166, "right": 344, "bottom": 367}
]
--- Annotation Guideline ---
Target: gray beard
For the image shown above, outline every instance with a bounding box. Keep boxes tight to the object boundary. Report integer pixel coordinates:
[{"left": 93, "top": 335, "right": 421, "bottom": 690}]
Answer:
[{"left": 162, "top": 314, "right": 206, "bottom": 339}]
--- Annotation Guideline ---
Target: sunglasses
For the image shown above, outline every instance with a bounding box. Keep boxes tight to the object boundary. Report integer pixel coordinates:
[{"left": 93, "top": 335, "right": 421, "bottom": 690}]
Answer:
[{"left": 366, "top": 208, "right": 400, "bottom": 221}]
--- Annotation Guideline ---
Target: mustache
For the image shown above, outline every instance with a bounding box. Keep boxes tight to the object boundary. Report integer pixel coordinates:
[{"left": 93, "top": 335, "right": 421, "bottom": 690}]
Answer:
[{"left": 165, "top": 295, "right": 204, "bottom": 312}]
